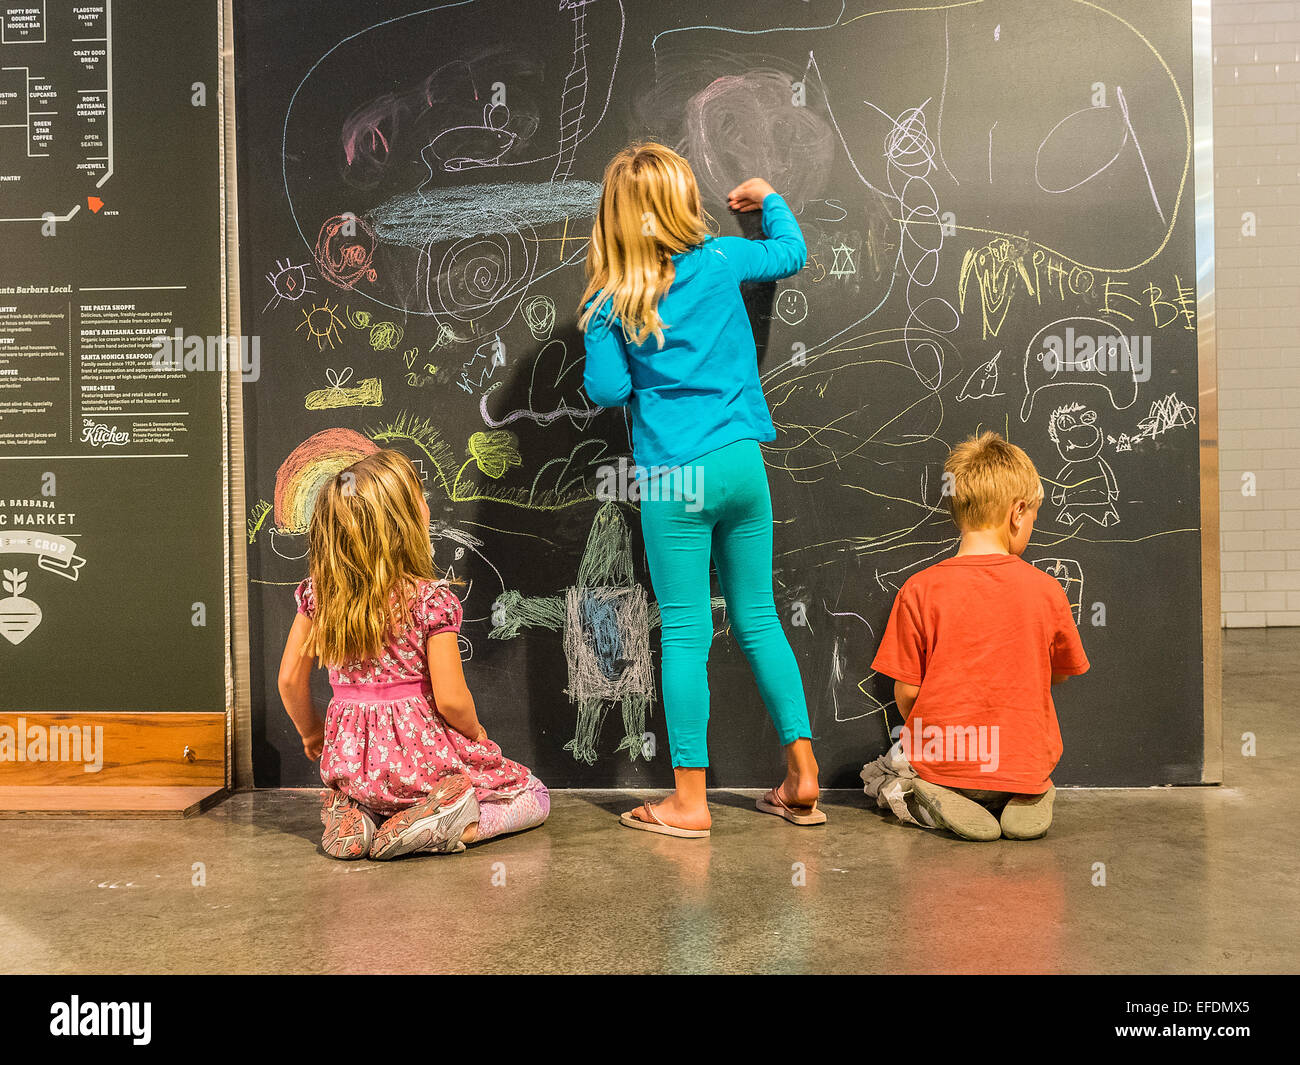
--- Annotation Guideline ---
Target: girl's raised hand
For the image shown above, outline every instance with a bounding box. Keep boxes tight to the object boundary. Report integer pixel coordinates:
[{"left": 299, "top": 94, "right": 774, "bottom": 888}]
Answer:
[{"left": 727, "top": 178, "right": 777, "bottom": 212}]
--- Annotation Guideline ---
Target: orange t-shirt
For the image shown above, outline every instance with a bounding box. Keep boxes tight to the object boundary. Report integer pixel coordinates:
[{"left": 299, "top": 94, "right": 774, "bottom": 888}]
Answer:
[{"left": 871, "top": 554, "right": 1089, "bottom": 794}]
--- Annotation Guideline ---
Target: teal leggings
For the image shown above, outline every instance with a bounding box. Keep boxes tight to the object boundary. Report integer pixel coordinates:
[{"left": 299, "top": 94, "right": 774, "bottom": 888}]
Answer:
[{"left": 639, "top": 438, "right": 812, "bottom": 767}]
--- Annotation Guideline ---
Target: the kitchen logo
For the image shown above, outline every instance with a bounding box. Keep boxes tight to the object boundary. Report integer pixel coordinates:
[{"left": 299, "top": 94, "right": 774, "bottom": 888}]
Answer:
[{"left": 80, "top": 420, "right": 130, "bottom": 447}]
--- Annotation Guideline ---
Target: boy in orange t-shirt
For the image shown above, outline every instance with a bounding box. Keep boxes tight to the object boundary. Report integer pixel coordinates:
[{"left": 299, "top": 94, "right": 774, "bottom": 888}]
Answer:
[{"left": 870, "top": 432, "right": 1089, "bottom": 841}]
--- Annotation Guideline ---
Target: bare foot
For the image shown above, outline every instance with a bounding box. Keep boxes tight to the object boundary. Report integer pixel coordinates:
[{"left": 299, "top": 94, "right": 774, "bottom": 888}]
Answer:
[
  {"left": 625, "top": 793, "right": 711, "bottom": 832},
  {"left": 771, "top": 776, "right": 820, "bottom": 811}
]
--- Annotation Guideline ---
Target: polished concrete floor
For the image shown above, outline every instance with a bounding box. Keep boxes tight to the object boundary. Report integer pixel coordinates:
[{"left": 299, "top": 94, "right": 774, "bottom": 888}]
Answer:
[{"left": 2, "top": 629, "right": 1297, "bottom": 974}]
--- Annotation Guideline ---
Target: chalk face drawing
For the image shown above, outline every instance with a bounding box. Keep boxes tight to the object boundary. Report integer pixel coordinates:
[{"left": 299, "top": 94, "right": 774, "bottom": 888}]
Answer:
[
  {"left": 1022, "top": 317, "right": 1141, "bottom": 422},
  {"left": 1048, "top": 403, "right": 1120, "bottom": 528},
  {"left": 237, "top": 0, "right": 1206, "bottom": 787}
]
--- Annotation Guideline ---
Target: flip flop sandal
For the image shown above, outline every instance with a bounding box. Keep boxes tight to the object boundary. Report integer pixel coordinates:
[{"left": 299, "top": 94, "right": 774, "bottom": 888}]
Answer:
[
  {"left": 756, "top": 786, "right": 828, "bottom": 826},
  {"left": 619, "top": 802, "right": 710, "bottom": 838}
]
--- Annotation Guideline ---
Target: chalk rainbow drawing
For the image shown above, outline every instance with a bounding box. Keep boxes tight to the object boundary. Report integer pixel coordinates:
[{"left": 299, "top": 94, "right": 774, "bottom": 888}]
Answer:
[{"left": 273, "top": 428, "right": 381, "bottom": 533}]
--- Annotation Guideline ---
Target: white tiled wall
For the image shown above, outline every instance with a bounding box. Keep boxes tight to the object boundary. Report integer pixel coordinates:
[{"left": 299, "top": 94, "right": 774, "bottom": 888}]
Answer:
[{"left": 1213, "top": 0, "right": 1300, "bottom": 627}]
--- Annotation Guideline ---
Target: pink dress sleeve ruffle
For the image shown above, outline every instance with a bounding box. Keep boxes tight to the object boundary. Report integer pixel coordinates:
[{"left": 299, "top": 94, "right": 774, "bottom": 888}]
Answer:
[
  {"left": 415, "top": 580, "right": 463, "bottom": 637},
  {"left": 294, "top": 576, "right": 316, "bottom": 618}
]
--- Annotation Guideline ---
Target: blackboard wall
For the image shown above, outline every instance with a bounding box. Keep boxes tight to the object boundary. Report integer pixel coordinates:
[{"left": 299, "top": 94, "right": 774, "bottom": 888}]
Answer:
[{"left": 234, "top": 0, "right": 1207, "bottom": 788}]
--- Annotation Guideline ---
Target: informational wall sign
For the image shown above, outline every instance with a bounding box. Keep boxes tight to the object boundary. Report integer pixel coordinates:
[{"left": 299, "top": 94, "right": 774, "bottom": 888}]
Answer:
[{"left": 0, "top": 0, "right": 226, "bottom": 717}]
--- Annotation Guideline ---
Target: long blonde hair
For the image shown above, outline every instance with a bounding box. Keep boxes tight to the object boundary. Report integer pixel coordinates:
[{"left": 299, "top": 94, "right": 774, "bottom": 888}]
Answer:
[
  {"left": 577, "top": 142, "right": 713, "bottom": 348},
  {"left": 304, "top": 449, "right": 439, "bottom": 666}
]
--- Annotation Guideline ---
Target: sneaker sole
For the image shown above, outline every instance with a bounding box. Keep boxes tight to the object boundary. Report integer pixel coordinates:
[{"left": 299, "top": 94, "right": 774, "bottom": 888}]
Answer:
[
  {"left": 911, "top": 780, "right": 1002, "bottom": 842},
  {"left": 321, "top": 797, "right": 375, "bottom": 860},
  {"left": 1000, "top": 785, "right": 1056, "bottom": 840},
  {"left": 370, "top": 775, "right": 476, "bottom": 860}
]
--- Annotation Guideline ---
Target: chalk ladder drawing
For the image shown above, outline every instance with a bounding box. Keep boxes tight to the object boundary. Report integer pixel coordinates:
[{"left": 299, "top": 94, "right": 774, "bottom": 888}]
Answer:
[
  {"left": 554, "top": 2, "right": 598, "bottom": 184},
  {"left": 0, "top": 570, "right": 41, "bottom": 646}
]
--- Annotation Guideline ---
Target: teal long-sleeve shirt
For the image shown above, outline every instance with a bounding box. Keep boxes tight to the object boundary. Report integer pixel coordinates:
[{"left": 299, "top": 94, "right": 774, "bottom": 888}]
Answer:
[{"left": 581, "top": 192, "right": 806, "bottom": 473}]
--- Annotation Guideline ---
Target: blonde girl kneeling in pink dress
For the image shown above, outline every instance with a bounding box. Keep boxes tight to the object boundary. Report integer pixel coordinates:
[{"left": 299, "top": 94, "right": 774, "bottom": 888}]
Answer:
[{"left": 277, "top": 449, "right": 550, "bottom": 860}]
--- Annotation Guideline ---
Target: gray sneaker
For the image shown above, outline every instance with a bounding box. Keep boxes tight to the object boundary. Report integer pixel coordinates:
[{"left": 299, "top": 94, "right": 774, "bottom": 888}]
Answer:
[
  {"left": 1000, "top": 785, "right": 1056, "bottom": 840},
  {"left": 369, "top": 774, "right": 480, "bottom": 860},
  {"left": 911, "top": 779, "right": 1002, "bottom": 842}
]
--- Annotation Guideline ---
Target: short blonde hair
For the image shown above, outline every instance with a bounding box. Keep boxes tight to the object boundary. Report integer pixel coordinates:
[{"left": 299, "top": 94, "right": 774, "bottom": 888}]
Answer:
[{"left": 944, "top": 431, "right": 1043, "bottom": 530}]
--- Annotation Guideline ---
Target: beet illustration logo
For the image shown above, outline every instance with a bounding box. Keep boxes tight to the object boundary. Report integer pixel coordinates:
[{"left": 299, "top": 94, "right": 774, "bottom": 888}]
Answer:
[{"left": 0, "top": 569, "right": 41, "bottom": 645}]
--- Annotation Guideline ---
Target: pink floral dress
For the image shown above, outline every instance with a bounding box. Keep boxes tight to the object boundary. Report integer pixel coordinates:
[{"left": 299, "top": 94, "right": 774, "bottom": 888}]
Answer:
[{"left": 295, "top": 577, "right": 534, "bottom": 816}]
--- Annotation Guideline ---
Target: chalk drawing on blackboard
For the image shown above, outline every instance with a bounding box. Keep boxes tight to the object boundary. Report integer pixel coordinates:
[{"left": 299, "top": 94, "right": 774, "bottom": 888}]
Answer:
[
  {"left": 432, "top": 322, "right": 470, "bottom": 350},
  {"left": 521, "top": 294, "right": 556, "bottom": 340},
  {"left": 1138, "top": 392, "right": 1197, "bottom": 439},
  {"left": 762, "top": 329, "right": 951, "bottom": 488},
  {"left": 873, "top": 95, "right": 960, "bottom": 391},
  {"left": 1021, "top": 317, "right": 1140, "bottom": 421},
  {"left": 314, "top": 214, "right": 378, "bottom": 289},
  {"left": 247, "top": 500, "right": 273, "bottom": 545},
  {"left": 479, "top": 340, "right": 602, "bottom": 429},
  {"left": 1112, "top": 392, "right": 1197, "bottom": 451},
  {"left": 828, "top": 242, "right": 857, "bottom": 278},
  {"left": 1038, "top": 87, "right": 1166, "bottom": 224},
  {"left": 1032, "top": 557, "right": 1085, "bottom": 624},
  {"left": 1047, "top": 403, "right": 1120, "bottom": 528},
  {"left": 304, "top": 368, "right": 384, "bottom": 411},
  {"left": 682, "top": 68, "right": 836, "bottom": 209},
  {"left": 775, "top": 289, "right": 808, "bottom": 325},
  {"left": 956, "top": 351, "right": 1004, "bottom": 401},
  {"left": 345, "top": 307, "right": 404, "bottom": 352},
  {"left": 554, "top": 1, "right": 599, "bottom": 183},
  {"left": 459, "top": 430, "right": 522, "bottom": 487},
  {"left": 264, "top": 258, "right": 315, "bottom": 312},
  {"left": 824, "top": 606, "right": 885, "bottom": 724},
  {"left": 936, "top": 13, "right": 961, "bottom": 187},
  {"left": 369, "top": 411, "right": 601, "bottom": 512},
  {"left": 429, "top": 521, "right": 506, "bottom": 632},
  {"left": 456, "top": 335, "right": 505, "bottom": 395},
  {"left": 490, "top": 502, "right": 655, "bottom": 764},
  {"left": 296, "top": 301, "right": 347, "bottom": 351},
  {"left": 273, "top": 428, "right": 380, "bottom": 535},
  {"left": 430, "top": 102, "right": 518, "bottom": 171}
]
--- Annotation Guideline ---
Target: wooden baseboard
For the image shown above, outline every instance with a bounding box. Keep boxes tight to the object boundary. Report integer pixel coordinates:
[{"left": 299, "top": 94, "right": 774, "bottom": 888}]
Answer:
[
  {"left": 0, "top": 713, "right": 225, "bottom": 786},
  {"left": 0, "top": 785, "right": 228, "bottom": 818}
]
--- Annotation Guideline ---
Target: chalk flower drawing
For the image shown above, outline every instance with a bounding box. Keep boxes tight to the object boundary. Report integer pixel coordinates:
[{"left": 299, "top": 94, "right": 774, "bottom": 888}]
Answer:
[{"left": 467, "top": 431, "right": 522, "bottom": 480}]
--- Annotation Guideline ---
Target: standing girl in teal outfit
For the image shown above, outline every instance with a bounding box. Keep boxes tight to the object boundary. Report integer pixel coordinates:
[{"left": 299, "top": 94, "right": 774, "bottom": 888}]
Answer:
[{"left": 579, "top": 142, "right": 824, "bottom": 837}]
